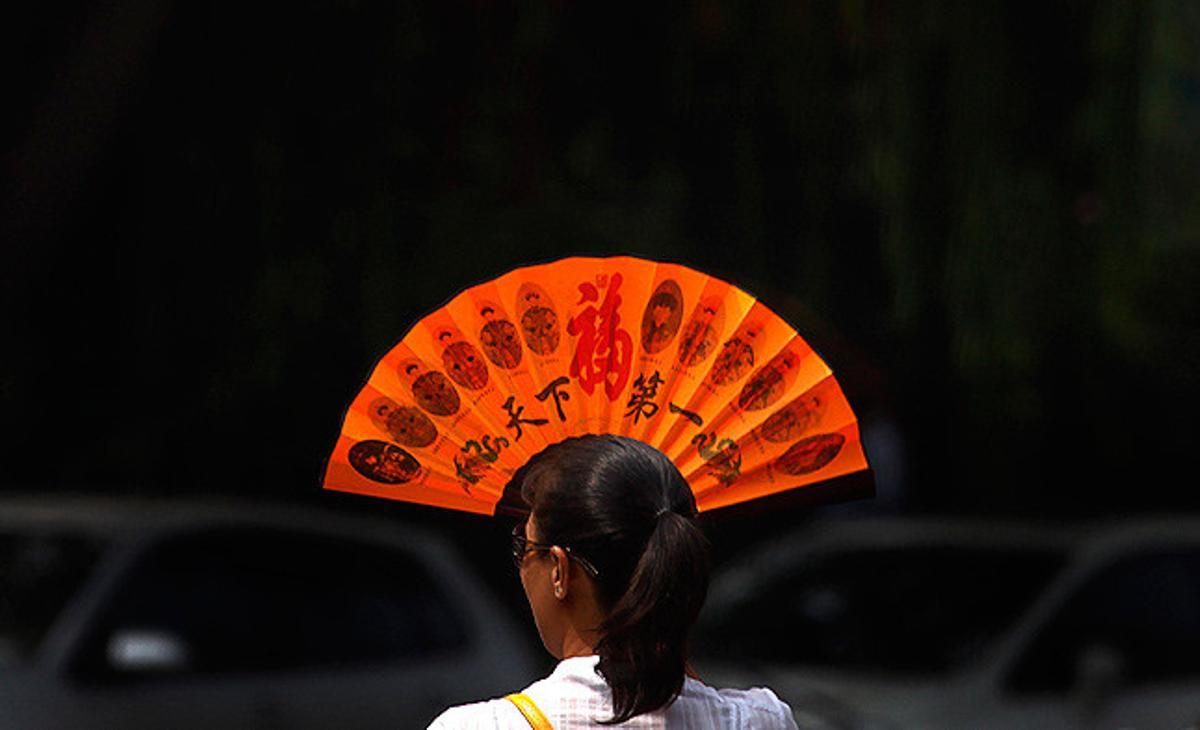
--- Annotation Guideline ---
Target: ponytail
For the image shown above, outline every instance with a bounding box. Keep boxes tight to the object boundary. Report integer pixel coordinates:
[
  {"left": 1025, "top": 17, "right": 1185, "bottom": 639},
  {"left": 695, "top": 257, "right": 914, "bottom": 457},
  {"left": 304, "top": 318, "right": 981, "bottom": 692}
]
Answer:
[
  {"left": 512, "top": 435, "right": 712, "bottom": 724},
  {"left": 595, "top": 510, "right": 710, "bottom": 723}
]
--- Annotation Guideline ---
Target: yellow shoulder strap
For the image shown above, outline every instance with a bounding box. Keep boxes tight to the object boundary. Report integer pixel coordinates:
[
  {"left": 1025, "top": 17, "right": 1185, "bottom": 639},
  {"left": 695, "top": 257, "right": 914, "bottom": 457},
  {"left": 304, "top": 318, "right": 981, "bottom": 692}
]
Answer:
[{"left": 504, "top": 692, "right": 553, "bottom": 730}]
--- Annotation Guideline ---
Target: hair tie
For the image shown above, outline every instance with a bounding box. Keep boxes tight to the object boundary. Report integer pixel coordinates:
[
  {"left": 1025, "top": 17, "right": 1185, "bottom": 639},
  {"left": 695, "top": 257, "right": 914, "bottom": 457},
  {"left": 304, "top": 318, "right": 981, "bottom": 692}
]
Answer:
[{"left": 654, "top": 507, "right": 671, "bottom": 520}]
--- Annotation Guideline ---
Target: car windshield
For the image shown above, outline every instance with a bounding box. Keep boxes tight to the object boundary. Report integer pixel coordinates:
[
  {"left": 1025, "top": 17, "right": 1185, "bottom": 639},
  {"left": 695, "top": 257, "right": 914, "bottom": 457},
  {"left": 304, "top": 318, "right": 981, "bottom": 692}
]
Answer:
[
  {"left": 696, "top": 544, "right": 1065, "bottom": 676},
  {"left": 0, "top": 530, "right": 106, "bottom": 667}
]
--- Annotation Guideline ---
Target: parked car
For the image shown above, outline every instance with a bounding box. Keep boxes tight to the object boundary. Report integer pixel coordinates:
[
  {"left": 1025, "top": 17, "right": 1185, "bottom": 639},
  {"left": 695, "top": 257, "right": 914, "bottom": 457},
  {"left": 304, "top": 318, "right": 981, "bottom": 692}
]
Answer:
[
  {"left": 692, "top": 517, "right": 1200, "bottom": 730},
  {"left": 0, "top": 496, "right": 540, "bottom": 729}
]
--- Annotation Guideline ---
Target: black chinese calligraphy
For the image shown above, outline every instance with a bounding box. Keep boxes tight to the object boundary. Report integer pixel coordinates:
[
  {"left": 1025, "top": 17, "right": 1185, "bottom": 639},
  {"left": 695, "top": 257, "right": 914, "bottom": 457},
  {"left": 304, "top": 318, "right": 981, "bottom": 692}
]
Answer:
[
  {"left": 668, "top": 401, "right": 704, "bottom": 427},
  {"left": 348, "top": 440, "right": 421, "bottom": 484},
  {"left": 534, "top": 375, "right": 571, "bottom": 422},
  {"left": 625, "top": 370, "right": 665, "bottom": 424},
  {"left": 691, "top": 432, "right": 741, "bottom": 488},
  {"left": 454, "top": 435, "right": 509, "bottom": 491},
  {"left": 454, "top": 453, "right": 488, "bottom": 489},
  {"left": 502, "top": 395, "right": 549, "bottom": 441},
  {"left": 462, "top": 434, "right": 510, "bottom": 463}
]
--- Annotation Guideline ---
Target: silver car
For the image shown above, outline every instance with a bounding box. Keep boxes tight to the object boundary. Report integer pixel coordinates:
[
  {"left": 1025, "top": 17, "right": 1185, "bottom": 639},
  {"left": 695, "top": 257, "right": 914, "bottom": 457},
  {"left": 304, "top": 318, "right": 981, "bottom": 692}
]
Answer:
[
  {"left": 0, "top": 496, "right": 540, "bottom": 729},
  {"left": 693, "top": 517, "right": 1200, "bottom": 730}
]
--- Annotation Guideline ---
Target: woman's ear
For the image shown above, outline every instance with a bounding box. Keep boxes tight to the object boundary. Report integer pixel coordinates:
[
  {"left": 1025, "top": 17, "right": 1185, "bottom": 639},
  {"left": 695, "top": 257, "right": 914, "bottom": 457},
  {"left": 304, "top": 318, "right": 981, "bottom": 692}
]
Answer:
[{"left": 549, "top": 546, "right": 570, "bottom": 600}]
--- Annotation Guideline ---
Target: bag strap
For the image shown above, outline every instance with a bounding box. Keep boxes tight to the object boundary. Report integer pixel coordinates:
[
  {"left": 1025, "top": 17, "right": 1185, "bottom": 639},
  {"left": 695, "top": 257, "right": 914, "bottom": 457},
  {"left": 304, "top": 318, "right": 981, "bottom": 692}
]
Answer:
[{"left": 504, "top": 693, "right": 553, "bottom": 730}]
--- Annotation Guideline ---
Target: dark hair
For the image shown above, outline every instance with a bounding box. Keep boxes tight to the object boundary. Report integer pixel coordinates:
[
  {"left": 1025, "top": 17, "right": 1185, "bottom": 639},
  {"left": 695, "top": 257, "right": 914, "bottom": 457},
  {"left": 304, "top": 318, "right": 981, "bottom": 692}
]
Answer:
[{"left": 510, "top": 434, "right": 711, "bottom": 724}]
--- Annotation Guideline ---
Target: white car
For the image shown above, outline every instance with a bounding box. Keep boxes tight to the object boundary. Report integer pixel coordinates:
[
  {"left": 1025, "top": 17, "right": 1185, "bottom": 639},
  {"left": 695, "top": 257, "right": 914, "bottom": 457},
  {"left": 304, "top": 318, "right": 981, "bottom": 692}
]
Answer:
[
  {"left": 0, "top": 496, "right": 540, "bottom": 729},
  {"left": 693, "top": 517, "right": 1200, "bottom": 730}
]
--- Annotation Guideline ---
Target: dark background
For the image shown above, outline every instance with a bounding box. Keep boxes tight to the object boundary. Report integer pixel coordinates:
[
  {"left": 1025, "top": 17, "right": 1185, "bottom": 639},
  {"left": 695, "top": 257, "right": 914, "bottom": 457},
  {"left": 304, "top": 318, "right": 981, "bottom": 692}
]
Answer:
[{"left": 2, "top": 2, "right": 1197, "bottom": 543}]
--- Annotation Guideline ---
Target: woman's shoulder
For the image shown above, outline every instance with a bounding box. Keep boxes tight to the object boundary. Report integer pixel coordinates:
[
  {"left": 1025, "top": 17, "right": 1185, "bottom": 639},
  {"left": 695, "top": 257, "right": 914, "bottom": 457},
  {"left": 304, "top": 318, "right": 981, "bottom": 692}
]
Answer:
[
  {"left": 426, "top": 657, "right": 601, "bottom": 729},
  {"left": 426, "top": 697, "right": 529, "bottom": 730},
  {"left": 678, "top": 678, "right": 800, "bottom": 729},
  {"left": 709, "top": 683, "right": 794, "bottom": 713}
]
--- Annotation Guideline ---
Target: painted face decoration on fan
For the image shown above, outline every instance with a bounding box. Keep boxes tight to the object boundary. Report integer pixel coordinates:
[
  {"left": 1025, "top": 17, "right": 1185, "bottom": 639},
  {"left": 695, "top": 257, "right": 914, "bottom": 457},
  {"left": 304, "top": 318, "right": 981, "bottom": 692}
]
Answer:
[
  {"left": 478, "top": 304, "right": 522, "bottom": 369},
  {"left": 368, "top": 396, "right": 439, "bottom": 448},
  {"left": 678, "top": 297, "right": 724, "bottom": 367},
  {"left": 737, "top": 346, "right": 802, "bottom": 411},
  {"left": 641, "top": 279, "right": 684, "bottom": 354},
  {"left": 707, "top": 320, "right": 762, "bottom": 386},
  {"left": 758, "top": 391, "right": 826, "bottom": 443},
  {"left": 516, "top": 283, "right": 561, "bottom": 356},
  {"left": 348, "top": 440, "right": 422, "bottom": 484},
  {"left": 775, "top": 433, "right": 846, "bottom": 476},
  {"left": 437, "top": 328, "right": 489, "bottom": 390},
  {"left": 399, "top": 359, "right": 461, "bottom": 417},
  {"left": 324, "top": 256, "right": 871, "bottom": 516}
]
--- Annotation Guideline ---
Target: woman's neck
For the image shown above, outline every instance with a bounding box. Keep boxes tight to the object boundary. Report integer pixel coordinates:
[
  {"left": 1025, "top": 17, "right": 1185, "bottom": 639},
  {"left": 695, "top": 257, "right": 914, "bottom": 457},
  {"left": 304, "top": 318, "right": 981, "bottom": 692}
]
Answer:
[{"left": 555, "top": 621, "right": 600, "bottom": 659}]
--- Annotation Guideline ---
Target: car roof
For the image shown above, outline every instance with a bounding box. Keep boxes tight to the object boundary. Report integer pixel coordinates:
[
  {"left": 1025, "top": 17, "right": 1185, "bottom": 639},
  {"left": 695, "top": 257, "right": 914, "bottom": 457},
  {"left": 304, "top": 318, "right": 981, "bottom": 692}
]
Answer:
[
  {"left": 715, "top": 514, "right": 1200, "bottom": 582},
  {"left": 746, "top": 516, "right": 1077, "bottom": 558},
  {"left": 1068, "top": 515, "right": 1200, "bottom": 562},
  {"left": 0, "top": 493, "right": 441, "bottom": 545}
]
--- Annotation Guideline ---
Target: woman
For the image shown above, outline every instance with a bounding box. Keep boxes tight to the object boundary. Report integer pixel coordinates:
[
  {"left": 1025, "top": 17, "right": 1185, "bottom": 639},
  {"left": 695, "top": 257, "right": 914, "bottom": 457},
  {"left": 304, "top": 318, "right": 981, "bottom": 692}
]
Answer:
[{"left": 428, "top": 434, "right": 798, "bottom": 729}]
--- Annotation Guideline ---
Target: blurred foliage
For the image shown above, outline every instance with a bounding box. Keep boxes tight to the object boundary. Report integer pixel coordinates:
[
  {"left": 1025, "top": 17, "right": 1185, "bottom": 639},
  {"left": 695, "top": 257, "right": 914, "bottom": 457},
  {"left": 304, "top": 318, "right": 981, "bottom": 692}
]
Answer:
[{"left": 0, "top": 0, "right": 1196, "bottom": 515}]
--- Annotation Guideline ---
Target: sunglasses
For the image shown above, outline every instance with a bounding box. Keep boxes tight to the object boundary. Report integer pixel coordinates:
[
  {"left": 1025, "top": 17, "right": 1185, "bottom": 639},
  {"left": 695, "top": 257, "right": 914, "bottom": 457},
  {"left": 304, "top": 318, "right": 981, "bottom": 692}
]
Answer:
[{"left": 511, "top": 521, "right": 600, "bottom": 578}]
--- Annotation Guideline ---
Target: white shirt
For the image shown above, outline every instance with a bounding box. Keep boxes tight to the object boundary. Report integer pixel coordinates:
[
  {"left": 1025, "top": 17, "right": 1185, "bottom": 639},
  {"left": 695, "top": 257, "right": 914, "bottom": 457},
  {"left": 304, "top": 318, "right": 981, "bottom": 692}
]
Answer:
[{"left": 427, "top": 655, "right": 799, "bottom": 729}]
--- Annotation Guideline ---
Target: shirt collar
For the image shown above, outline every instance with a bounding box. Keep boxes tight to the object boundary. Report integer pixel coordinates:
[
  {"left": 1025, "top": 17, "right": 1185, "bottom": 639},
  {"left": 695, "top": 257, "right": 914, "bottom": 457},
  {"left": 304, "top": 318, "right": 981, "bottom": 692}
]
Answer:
[{"left": 550, "top": 654, "right": 602, "bottom": 681}]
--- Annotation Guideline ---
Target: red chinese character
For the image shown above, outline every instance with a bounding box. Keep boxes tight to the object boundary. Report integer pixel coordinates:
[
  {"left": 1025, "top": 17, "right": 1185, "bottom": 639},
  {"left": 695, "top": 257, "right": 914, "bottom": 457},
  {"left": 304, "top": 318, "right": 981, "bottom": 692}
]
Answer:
[{"left": 568, "top": 273, "right": 633, "bottom": 401}]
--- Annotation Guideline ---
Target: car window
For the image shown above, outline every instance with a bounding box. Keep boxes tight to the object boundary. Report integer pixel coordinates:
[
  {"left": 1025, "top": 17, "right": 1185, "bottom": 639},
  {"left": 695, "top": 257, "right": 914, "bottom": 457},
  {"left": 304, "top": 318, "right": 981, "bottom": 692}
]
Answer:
[
  {"left": 72, "top": 526, "right": 468, "bottom": 681},
  {"left": 695, "top": 545, "right": 1064, "bottom": 676},
  {"left": 0, "top": 530, "right": 105, "bottom": 667},
  {"left": 1006, "top": 549, "right": 1200, "bottom": 694}
]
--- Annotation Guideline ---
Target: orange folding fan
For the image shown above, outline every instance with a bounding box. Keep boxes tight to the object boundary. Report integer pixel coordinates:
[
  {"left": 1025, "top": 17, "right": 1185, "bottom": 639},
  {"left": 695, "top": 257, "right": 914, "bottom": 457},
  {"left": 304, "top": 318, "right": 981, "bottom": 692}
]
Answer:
[{"left": 323, "top": 256, "right": 870, "bottom": 515}]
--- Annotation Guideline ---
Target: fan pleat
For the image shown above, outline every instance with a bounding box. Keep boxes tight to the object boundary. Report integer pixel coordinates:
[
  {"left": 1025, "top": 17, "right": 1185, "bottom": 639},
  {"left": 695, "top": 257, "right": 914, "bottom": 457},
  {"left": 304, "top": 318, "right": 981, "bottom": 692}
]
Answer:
[
  {"left": 671, "top": 334, "right": 833, "bottom": 480},
  {"left": 654, "top": 298, "right": 787, "bottom": 462},
  {"left": 681, "top": 373, "right": 862, "bottom": 498},
  {"left": 630, "top": 264, "right": 721, "bottom": 454},
  {"left": 436, "top": 280, "right": 552, "bottom": 468},
  {"left": 348, "top": 375, "right": 508, "bottom": 502},
  {"left": 642, "top": 275, "right": 750, "bottom": 462},
  {"left": 693, "top": 421, "right": 868, "bottom": 512}
]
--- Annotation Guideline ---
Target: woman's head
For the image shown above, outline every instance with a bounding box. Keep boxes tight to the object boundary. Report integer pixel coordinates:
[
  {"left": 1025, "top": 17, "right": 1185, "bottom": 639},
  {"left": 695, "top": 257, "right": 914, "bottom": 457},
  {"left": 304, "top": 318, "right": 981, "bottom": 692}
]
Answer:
[{"left": 508, "top": 434, "right": 711, "bottom": 724}]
